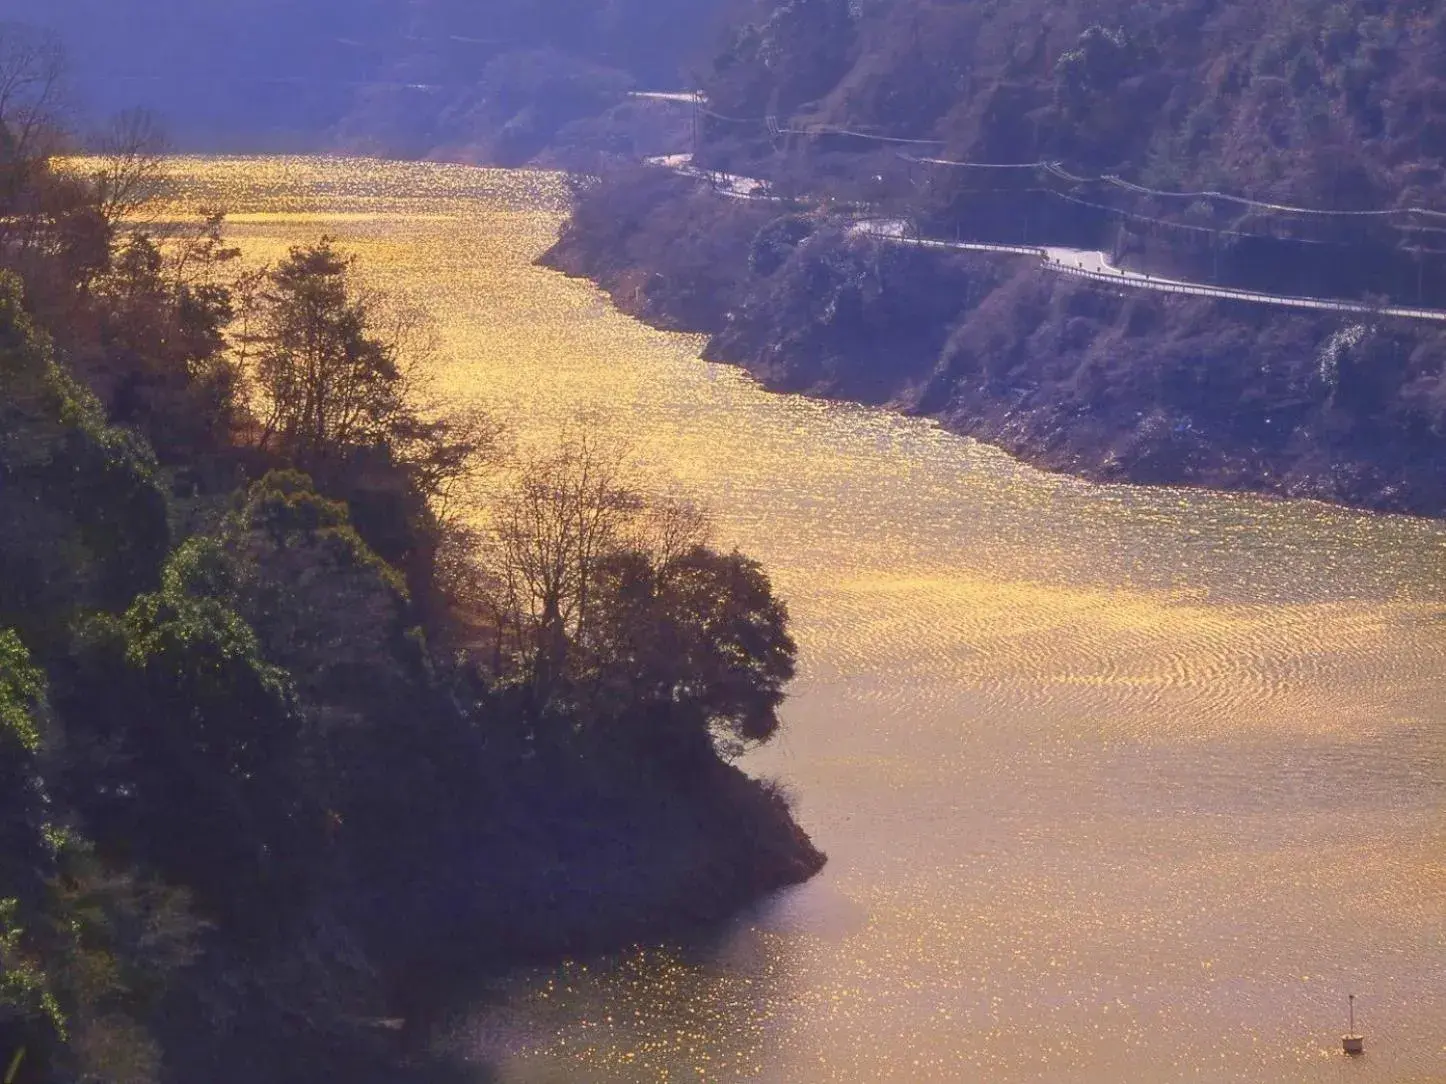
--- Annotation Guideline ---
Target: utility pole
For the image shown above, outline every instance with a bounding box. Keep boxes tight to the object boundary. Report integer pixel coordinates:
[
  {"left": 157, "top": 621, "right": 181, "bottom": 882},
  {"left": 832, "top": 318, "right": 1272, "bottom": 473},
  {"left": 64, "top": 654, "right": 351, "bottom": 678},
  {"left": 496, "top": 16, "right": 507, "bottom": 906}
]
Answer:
[{"left": 691, "top": 91, "right": 701, "bottom": 160}]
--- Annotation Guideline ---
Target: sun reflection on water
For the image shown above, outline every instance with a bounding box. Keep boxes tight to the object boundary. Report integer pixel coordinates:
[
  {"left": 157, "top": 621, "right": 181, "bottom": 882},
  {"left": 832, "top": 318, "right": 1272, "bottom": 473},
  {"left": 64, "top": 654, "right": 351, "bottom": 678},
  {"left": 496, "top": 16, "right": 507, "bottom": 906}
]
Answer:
[{"left": 162, "top": 155, "right": 1446, "bottom": 1083}]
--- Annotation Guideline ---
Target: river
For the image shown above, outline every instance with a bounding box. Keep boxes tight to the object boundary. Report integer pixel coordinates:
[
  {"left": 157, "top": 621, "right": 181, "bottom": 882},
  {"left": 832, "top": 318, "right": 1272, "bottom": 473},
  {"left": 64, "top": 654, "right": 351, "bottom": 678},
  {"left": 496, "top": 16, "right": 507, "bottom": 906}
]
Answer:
[{"left": 166, "top": 156, "right": 1445, "bottom": 1083}]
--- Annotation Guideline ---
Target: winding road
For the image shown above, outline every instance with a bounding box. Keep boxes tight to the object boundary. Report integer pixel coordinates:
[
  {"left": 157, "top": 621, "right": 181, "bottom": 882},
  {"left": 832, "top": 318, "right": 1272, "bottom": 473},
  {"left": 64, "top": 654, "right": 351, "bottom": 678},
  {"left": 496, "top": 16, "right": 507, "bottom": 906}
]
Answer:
[
  {"left": 871, "top": 229, "right": 1446, "bottom": 323},
  {"left": 645, "top": 152, "right": 1446, "bottom": 324},
  {"left": 628, "top": 91, "right": 705, "bottom": 106},
  {"left": 646, "top": 153, "right": 776, "bottom": 201}
]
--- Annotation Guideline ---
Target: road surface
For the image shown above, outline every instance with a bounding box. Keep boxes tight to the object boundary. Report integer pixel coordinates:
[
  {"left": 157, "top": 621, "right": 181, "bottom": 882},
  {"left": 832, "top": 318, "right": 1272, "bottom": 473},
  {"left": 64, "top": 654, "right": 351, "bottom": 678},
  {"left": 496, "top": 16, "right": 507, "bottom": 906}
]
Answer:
[
  {"left": 628, "top": 91, "right": 706, "bottom": 105},
  {"left": 653, "top": 159, "right": 1446, "bottom": 323},
  {"left": 645, "top": 154, "right": 776, "bottom": 200}
]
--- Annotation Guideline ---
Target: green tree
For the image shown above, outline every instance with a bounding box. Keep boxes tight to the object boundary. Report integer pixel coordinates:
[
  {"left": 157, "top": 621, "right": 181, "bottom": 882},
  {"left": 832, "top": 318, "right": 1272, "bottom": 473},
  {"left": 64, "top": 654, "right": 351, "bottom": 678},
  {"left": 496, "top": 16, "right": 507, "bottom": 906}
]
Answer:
[
  {"left": 0, "top": 632, "right": 50, "bottom": 909},
  {"left": 478, "top": 436, "right": 797, "bottom": 760},
  {"left": 1, "top": 632, "right": 205, "bottom": 1084},
  {"left": 61, "top": 551, "right": 302, "bottom": 918},
  {"left": 248, "top": 240, "right": 411, "bottom": 466},
  {"left": 241, "top": 238, "right": 502, "bottom": 565},
  {"left": 0, "top": 632, "right": 65, "bottom": 1078},
  {"left": 95, "top": 215, "right": 245, "bottom": 460},
  {"left": 582, "top": 545, "right": 796, "bottom": 763},
  {"left": 0, "top": 272, "right": 169, "bottom": 653},
  {"left": 219, "top": 471, "right": 416, "bottom": 731}
]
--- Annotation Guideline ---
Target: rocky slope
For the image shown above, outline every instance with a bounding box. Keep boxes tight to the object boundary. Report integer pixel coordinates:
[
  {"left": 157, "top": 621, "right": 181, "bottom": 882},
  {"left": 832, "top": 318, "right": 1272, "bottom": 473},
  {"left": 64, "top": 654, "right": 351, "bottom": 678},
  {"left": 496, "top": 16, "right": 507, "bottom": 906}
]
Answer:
[
  {"left": 537, "top": 0, "right": 1446, "bottom": 516},
  {"left": 544, "top": 166, "right": 1446, "bottom": 516}
]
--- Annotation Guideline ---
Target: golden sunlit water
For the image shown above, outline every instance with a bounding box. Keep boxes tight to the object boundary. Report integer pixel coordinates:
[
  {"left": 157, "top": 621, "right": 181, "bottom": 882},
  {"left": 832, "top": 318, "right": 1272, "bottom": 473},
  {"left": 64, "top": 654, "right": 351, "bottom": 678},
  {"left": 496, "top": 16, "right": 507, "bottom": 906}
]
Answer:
[{"left": 164, "top": 156, "right": 1444, "bottom": 1083}]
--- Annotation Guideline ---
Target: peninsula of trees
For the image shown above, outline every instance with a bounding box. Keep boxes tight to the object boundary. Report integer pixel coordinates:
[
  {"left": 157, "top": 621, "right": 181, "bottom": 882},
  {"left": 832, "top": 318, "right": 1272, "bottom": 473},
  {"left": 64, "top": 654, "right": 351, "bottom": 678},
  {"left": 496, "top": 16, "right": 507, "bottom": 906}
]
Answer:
[{"left": 0, "top": 32, "right": 821, "bottom": 1084}]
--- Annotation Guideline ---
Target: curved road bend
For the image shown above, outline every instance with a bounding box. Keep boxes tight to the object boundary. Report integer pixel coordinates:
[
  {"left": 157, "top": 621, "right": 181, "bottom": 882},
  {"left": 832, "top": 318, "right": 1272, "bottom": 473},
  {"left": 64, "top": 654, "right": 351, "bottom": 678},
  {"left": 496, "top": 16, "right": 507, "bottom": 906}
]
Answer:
[
  {"left": 860, "top": 228, "right": 1446, "bottom": 324},
  {"left": 645, "top": 154, "right": 1446, "bottom": 323}
]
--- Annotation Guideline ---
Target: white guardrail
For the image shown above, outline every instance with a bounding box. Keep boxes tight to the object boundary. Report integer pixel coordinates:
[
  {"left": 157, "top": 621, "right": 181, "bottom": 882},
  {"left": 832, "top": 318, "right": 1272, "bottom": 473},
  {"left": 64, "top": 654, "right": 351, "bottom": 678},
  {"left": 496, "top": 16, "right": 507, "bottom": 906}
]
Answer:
[
  {"left": 649, "top": 154, "right": 1446, "bottom": 324},
  {"left": 867, "top": 231, "right": 1446, "bottom": 324}
]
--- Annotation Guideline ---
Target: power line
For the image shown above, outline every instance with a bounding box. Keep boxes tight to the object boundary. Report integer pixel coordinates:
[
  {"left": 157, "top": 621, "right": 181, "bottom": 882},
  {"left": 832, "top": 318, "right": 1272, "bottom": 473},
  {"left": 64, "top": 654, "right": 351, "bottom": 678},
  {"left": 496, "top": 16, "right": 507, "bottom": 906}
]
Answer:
[
  {"left": 776, "top": 124, "right": 944, "bottom": 146},
  {"left": 904, "top": 154, "right": 1040, "bottom": 170},
  {"left": 1101, "top": 174, "right": 1446, "bottom": 221},
  {"left": 697, "top": 104, "right": 768, "bottom": 126},
  {"left": 1043, "top": 190, "right": 1352, "bottom": 247},
  {"left": 671, "top": 95, "right": 1446, "bottom": 222},
  {"left": 900, "top": 160, "right": 1405, "bottom": 248},
  {"left": 914, "top": 153, "right": 1446, "bottom": 222}
]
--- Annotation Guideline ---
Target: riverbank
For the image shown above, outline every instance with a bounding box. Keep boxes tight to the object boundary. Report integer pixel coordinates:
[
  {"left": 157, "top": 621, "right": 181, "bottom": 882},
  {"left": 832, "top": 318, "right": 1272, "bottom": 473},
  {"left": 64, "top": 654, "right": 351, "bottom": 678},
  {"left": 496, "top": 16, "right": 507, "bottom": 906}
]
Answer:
[
  {"left": 0, "top": 150, "right": 825, "bottom": 1084},
  {"left": 543, "top": 166, "right": 1446, "bottom": 518},
  {"left": 132, "top": 155, "right": 1446, "bottom": 1084}
]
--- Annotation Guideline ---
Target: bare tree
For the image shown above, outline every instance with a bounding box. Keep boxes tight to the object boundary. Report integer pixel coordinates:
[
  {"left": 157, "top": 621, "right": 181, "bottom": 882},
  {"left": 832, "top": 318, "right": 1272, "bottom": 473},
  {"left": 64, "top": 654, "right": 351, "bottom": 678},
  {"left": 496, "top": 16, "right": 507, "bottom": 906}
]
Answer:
[
  {"left": 0, "top": 26, "right": 69, "bottom": 271},
  {"left": 396, "top": 404, "right": 509, "bottom": 521},
  {"left": 633, "top": 496, "right": 710, "bottom": 572},
  {"left": 474, "top": 434, "right": 797, "bottom": 758},
  {"left": 481, "top": 433, "right": 641, "bottom": 714},
  {"left": 162, "top": 209, "right": 242, "bottom": 289},
  {"left": 0, "top": 24, "right": 66, "bottom": 163},
  {"left": 90, "top": 109, "right": 169, "bottom": 227}
]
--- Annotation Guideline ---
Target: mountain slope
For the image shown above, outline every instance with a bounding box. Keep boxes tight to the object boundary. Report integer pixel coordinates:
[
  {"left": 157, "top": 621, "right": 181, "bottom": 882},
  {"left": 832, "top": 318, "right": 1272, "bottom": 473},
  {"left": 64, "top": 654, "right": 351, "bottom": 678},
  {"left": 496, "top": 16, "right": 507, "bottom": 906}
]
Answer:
[
  {"left": 6, "top": 0, "right": 731, "bottom": 155},
  {"left": 546, "top": 0, "right": 1446, "bottom": 515}
]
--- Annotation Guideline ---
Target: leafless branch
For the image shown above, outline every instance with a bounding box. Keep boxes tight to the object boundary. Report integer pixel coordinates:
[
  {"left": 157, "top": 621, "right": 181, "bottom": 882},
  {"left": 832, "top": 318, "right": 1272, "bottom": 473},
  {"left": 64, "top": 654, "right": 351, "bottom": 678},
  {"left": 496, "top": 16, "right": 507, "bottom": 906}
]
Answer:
[
  {"left": 0, "top": 24, "right": 67, "bottom": 161},
  {"left": 91, "top": 108, "right": 169, "bottom": 225}
]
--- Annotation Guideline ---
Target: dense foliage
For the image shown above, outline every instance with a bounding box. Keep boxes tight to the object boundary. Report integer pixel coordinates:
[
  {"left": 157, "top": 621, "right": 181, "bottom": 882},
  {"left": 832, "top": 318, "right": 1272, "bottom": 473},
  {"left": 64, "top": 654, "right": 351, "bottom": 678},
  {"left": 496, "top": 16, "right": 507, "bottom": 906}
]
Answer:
[{"left": 0, "top": 34, "right": 820, "bottom": 1084}]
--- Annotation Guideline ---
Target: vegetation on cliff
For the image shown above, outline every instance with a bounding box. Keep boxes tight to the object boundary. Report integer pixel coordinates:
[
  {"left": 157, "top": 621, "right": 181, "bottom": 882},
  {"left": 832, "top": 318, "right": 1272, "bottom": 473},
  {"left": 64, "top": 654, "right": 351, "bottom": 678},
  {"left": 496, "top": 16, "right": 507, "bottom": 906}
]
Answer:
[
  {"left": 0, "top": 37, "right": 821, "bottom": 1084},
  {"left": 702, "top": 0, "right": 1446, "bottom": 211},
  {"left": 547, "top": 0, "right": 1446, "bottom": 515}
]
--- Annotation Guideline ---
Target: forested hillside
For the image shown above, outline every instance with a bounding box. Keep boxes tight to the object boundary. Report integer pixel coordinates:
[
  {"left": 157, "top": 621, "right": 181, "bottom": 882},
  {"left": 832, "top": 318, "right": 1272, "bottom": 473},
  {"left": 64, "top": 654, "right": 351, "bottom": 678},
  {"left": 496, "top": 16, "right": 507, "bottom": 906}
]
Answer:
[
  {"left": 550, "top": 0, "right": 1446, "bottom": 515},
  {"left": 697, "top": 0, "right": 1446, "bottom": 290},
  {"left": 703, "top": 0, "right": 1443, "bottom": 197}
]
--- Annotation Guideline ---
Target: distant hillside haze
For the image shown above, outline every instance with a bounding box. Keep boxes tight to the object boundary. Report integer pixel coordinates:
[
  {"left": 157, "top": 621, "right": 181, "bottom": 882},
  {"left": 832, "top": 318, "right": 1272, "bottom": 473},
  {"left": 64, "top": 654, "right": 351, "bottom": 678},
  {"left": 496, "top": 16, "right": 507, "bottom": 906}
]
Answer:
[
  {"left": 4, "top": 0, "right": 403, "bottom": 149},
  {"left": 7, "top": 0, "right": 730, "bottom": 152}
]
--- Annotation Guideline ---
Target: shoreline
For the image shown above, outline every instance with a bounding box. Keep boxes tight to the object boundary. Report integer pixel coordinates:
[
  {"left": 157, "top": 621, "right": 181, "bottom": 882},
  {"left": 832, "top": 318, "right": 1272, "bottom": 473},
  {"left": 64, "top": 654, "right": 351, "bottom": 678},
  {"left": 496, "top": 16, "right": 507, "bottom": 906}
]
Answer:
[{"left": 540, "top": 166, "right": 1446, "bottom": 521}]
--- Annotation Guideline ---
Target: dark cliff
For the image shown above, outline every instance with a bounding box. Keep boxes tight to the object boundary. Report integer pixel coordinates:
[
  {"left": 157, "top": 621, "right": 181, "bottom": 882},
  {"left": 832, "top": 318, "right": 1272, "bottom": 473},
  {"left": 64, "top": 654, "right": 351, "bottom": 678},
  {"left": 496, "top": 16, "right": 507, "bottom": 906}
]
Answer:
[
  {"left": 545, "top": 164, "right": 1446, "bottom": 516},
  {"left": 543, "top": 0, "right": 1446, "bottom": 515}
]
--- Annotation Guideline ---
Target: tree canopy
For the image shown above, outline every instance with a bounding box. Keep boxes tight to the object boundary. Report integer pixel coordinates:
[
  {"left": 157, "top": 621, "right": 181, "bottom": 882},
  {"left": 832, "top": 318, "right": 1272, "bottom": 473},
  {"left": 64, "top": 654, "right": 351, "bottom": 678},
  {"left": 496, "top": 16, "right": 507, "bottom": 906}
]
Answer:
[
  {"left": 0, "top": 69, "right": 818, "bottom": 1079},
  {"left": 478, "top": 436, "right": 796, "bottom": 764}
]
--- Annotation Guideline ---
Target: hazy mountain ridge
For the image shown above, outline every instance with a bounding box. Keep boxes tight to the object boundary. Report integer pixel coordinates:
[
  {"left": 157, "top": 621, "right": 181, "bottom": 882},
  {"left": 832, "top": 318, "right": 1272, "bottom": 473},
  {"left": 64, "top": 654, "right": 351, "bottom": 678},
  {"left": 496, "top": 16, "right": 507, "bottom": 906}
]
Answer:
[{"left": 7, "top": 1, "right": 732, "bottom": 158}]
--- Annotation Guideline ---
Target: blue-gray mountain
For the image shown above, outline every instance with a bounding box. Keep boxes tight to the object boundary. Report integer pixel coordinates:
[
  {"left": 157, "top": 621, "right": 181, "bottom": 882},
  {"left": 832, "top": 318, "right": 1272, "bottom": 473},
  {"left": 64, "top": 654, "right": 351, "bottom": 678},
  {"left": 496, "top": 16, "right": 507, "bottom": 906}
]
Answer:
[{"left": 7, "top": 0, "right": 731, "bottom": 155}]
